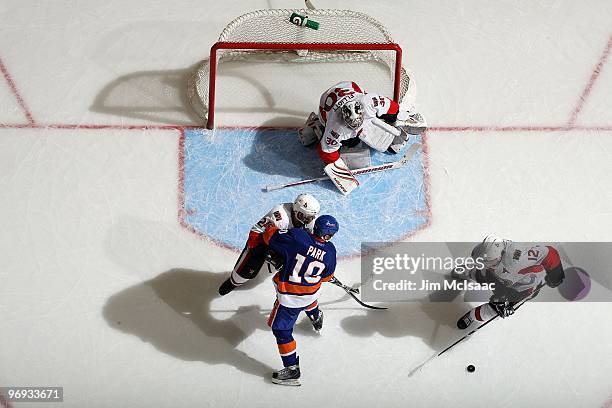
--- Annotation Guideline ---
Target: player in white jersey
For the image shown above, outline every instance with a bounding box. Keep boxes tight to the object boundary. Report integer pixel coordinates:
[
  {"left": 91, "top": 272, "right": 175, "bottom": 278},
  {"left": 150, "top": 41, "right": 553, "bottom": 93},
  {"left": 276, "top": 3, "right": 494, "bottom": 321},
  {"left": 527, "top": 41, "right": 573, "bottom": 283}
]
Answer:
[
  {"left": 218, "top": 194, "right": 321, "bottom": 296},
  {"left": 454, "top": 236, "right": 565, "bottom": 329},
  {"left": 298, "top": 81, "right": 426, "bottom": 162},
  {"left": 298, "top": 81, "right": 426, "bottom": 195}
]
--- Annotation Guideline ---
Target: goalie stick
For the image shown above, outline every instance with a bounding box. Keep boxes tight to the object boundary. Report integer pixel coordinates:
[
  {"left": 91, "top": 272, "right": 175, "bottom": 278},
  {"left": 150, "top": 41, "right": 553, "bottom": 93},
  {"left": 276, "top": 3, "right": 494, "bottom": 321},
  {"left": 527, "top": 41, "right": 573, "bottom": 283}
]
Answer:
[
  {"left": 264, "top": 142, "right": 421, "bottom": 192},
  {"left": 408, "top": 283, "right": 545, "bottom": 376},
  {"left": 330, "top": 277, "right": 388, "bottom": 310}
]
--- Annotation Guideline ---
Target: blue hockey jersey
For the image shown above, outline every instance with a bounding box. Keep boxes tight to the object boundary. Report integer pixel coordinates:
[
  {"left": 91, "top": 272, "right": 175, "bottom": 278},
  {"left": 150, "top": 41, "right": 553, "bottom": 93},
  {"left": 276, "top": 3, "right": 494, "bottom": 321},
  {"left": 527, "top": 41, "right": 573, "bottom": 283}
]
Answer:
[{"left": 265, "top": 227, "right": 337, "bottom": 308}]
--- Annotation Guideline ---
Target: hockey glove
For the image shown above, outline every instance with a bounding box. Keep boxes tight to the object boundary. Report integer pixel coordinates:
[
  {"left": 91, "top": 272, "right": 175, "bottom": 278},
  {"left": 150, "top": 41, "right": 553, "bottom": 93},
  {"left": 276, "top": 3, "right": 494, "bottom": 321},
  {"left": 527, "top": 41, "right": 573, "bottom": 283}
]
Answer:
[
  {"left": 489, "top": 299, "right": 515, "bottom": 318},
  {"left": 544, "top": 264, "right": 565, "bottom": 288},
  {"left": 265, "top": 250, "right": 284, "bottom": 273}
]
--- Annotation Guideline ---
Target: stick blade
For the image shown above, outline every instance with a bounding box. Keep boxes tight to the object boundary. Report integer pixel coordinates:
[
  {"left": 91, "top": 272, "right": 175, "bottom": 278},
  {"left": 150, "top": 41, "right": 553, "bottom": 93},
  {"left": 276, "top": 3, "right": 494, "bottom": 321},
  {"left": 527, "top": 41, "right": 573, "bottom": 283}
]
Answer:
[
  {"left": 407, "top": 351, "right": 437, "bottom": 377},
  {"left": 398, "top": 142, "right": 421, "bottom": 166}
]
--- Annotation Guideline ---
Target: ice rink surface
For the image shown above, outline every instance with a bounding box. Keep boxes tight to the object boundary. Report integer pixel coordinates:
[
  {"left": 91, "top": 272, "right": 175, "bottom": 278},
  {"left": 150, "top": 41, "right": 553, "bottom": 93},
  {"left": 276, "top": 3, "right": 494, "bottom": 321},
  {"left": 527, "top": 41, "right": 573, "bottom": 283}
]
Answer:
[{"left": 1, "top": 1, "right": 612, "bottom": 407}]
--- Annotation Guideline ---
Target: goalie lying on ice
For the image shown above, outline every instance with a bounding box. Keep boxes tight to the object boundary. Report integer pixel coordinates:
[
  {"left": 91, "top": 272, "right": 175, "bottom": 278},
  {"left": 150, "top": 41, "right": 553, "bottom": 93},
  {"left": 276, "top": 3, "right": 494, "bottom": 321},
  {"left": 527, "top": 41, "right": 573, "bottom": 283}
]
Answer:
[{"left": 298, "top": 81, "right": 426, "bottom": 195}]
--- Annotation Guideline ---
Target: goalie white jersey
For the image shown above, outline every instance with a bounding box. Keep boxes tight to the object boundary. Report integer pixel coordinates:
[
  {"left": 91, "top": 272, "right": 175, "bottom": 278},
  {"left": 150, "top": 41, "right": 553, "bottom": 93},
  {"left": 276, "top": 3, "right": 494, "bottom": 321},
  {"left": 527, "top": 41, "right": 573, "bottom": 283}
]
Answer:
[{"left": 317, "top": 81, "right": 399, "bottom": 157}]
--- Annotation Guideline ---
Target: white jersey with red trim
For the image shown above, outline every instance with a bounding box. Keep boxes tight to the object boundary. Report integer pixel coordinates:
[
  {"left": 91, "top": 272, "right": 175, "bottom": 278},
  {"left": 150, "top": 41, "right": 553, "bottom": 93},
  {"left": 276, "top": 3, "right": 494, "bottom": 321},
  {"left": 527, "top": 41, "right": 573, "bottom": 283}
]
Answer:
[
  {"left": 251, "top": 203, "right": 294, "bottom": 234},
  {"left": 489, "top": 243, "right": 557, "bottom": 293},
  {"left": 250, "top": 203, "right": 314, "bottom": 234},
  {"left": 317, "top": 81, "right": 398, "bottom": 154}
]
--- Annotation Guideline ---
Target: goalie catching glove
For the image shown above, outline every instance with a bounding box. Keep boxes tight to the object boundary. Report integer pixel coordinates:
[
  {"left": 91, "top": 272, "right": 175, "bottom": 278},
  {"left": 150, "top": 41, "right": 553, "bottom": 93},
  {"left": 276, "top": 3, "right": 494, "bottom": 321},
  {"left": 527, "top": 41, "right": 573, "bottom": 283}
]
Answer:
[{"left": 395, "top": 110, "right": 427, "bottom": 135}]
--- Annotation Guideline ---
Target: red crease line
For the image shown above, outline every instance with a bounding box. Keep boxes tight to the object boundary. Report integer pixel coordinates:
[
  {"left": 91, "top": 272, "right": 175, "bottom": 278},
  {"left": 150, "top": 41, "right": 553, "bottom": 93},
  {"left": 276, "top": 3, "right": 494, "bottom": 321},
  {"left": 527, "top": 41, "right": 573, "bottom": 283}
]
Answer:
[
  {"left": 567, "top": 33, "right": 612, "bottom": 126},
  {"left": 0, "top": 56, "right": 35, "bottom": 125}
]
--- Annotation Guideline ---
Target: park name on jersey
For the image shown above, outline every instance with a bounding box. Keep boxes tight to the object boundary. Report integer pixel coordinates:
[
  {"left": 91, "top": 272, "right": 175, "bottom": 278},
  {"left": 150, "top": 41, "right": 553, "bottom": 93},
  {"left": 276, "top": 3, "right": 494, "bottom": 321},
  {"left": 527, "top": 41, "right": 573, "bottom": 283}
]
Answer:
[{"left": 306, "top": 245, "right": 326, "bottom": 262}]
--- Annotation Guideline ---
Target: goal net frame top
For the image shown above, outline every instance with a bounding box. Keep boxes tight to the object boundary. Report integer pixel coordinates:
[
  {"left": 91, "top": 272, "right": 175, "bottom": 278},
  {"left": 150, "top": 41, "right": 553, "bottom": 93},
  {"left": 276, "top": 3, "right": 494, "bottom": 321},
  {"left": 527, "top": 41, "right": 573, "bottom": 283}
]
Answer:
[{"left": 188, "top": 9, "right": 411, "bottom": 129}]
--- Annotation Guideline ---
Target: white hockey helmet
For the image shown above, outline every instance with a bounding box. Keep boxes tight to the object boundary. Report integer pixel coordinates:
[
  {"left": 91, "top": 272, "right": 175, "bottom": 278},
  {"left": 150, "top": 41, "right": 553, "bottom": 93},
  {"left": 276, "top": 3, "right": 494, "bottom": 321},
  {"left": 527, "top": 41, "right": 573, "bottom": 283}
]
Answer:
[
  {"left": 341, "top": 100, "right": 364, "bottom": 129},
  {"left": 471, "top": 235, "right": 509, "bottom": 268},
  {"left": 292, "top": 193, "right": 321, "bottom": 226}
]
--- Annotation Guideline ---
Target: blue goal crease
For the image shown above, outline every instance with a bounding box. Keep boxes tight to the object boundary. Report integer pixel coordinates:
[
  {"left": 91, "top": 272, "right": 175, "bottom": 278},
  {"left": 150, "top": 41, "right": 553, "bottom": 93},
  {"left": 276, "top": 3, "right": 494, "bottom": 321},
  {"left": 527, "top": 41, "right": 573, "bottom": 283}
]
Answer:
[{"left": 182, "top": 127, "right": 429, "bottom": 257}]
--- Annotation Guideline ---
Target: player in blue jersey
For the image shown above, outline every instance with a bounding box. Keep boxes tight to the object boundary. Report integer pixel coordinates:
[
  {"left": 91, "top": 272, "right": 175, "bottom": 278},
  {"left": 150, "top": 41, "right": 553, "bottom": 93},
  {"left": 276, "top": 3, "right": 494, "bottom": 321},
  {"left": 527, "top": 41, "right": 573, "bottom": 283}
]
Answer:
[
  {"left": 262, "top": 215, "right": 339, "bottom": 386},
  {"left": 218, "top": 194, "right": 321, "bottom": 296}
]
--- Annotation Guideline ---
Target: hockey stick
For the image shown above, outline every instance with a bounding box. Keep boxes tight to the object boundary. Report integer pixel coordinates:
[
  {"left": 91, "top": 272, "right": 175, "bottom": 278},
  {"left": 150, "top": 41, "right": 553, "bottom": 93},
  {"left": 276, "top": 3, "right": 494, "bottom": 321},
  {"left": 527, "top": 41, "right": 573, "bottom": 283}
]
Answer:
[
  {"left": 330, "top": 277, "right": 388, "bottom": 310},
  {"left": 264, "top": 142, "right": 421, "bottom": 192},
  {"left": 408, "top": 283, "right": 545, "bottom": 376}
]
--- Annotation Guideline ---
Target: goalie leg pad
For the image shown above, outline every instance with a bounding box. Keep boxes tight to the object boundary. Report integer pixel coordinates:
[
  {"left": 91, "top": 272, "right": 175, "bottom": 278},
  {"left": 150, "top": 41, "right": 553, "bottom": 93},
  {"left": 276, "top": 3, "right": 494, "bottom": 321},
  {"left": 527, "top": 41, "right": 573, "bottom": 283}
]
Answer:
[
  {"left": 324, "top": 157, "right": 359, "bottom": 195},
  {"left": 339, "top": 143, "right": 371, "bottom": 168},
  {"left": 396, "top": 111, "right": 427, "bottom": 135},
  {"left": 358, "top": 117, "right": 400, "bottom": 152},
  {"left": 298, "top": 112, "right": 322, "bottom": 146},
  {"left": 388, "top": 128, "right": 410, "bottom": 154}
]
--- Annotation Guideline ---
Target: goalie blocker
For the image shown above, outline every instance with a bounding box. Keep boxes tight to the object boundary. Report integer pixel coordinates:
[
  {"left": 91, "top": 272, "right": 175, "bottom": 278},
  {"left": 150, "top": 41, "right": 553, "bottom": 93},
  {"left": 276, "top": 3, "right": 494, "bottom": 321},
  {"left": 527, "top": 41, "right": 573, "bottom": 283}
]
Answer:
[{"left": 324, "top": 157, "right": 359, "bottom": 196}]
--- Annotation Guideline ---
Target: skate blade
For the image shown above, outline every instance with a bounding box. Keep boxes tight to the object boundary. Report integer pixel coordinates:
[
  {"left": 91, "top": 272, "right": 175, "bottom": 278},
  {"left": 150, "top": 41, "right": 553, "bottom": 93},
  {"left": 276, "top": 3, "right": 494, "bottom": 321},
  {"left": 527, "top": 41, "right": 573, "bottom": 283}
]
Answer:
[{"left": 271, "top": 378, "right": 301, "bottom": 386}]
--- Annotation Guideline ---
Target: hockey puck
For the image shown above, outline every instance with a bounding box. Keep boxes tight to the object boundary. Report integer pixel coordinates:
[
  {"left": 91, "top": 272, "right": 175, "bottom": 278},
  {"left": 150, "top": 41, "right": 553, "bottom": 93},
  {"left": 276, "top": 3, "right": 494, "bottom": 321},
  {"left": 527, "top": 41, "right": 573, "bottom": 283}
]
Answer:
[{"left": 466, "top": 365, "right": 475, "bottom": 372}]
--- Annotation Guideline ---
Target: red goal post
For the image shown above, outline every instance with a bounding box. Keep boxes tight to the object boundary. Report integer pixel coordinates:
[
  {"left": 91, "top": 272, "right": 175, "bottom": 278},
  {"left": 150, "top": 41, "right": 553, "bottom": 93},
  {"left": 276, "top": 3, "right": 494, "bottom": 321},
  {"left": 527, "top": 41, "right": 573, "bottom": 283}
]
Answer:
[{"left": 188, "top": 9, "right": 412, "bottom": 129}]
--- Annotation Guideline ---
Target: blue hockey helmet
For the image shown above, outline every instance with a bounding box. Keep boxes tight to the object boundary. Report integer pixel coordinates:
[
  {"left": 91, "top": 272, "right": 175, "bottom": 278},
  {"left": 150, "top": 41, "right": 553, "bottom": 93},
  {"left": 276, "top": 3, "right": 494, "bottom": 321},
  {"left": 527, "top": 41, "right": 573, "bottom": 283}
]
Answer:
[{"left": 313, "top": 215, "right": 339, "bottom": 238}]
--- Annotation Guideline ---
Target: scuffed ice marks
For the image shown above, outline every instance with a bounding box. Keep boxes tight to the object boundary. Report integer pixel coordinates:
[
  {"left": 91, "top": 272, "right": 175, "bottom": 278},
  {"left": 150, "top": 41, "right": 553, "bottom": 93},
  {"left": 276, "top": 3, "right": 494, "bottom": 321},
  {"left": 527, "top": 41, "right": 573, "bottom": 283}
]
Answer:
[{"left": 182, "top": 128, "right": 429, "bottom": 256}]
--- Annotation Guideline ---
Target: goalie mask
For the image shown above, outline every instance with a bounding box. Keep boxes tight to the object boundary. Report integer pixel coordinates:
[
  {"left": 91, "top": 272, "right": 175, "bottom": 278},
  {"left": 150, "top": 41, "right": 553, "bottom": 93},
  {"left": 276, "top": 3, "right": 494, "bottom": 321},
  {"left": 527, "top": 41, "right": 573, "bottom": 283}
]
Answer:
[
  {"left": 341, "top": 101, "right": 364, "bottom": 129},
  {"left": 292, "top": 193, "right": 321, "bottom": 227}
]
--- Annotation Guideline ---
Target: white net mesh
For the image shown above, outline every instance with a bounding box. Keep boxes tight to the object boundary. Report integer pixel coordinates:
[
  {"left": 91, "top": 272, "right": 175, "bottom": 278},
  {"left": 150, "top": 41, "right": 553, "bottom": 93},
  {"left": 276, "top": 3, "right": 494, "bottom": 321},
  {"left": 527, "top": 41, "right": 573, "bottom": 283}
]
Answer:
[
  {"left": 218, "top": 9, "right": 394, "bottom": 44},
  {"left": 188, "top": 9, "right": 413, "bottom": 127}
]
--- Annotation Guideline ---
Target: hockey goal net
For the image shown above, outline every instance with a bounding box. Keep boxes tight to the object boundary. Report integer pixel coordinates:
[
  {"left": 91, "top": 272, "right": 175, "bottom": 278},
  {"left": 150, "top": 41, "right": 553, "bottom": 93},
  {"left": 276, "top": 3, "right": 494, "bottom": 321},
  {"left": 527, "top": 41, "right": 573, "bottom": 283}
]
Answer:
[{"left": 188, "top": 9, "right": 413, "bottom": 129}]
